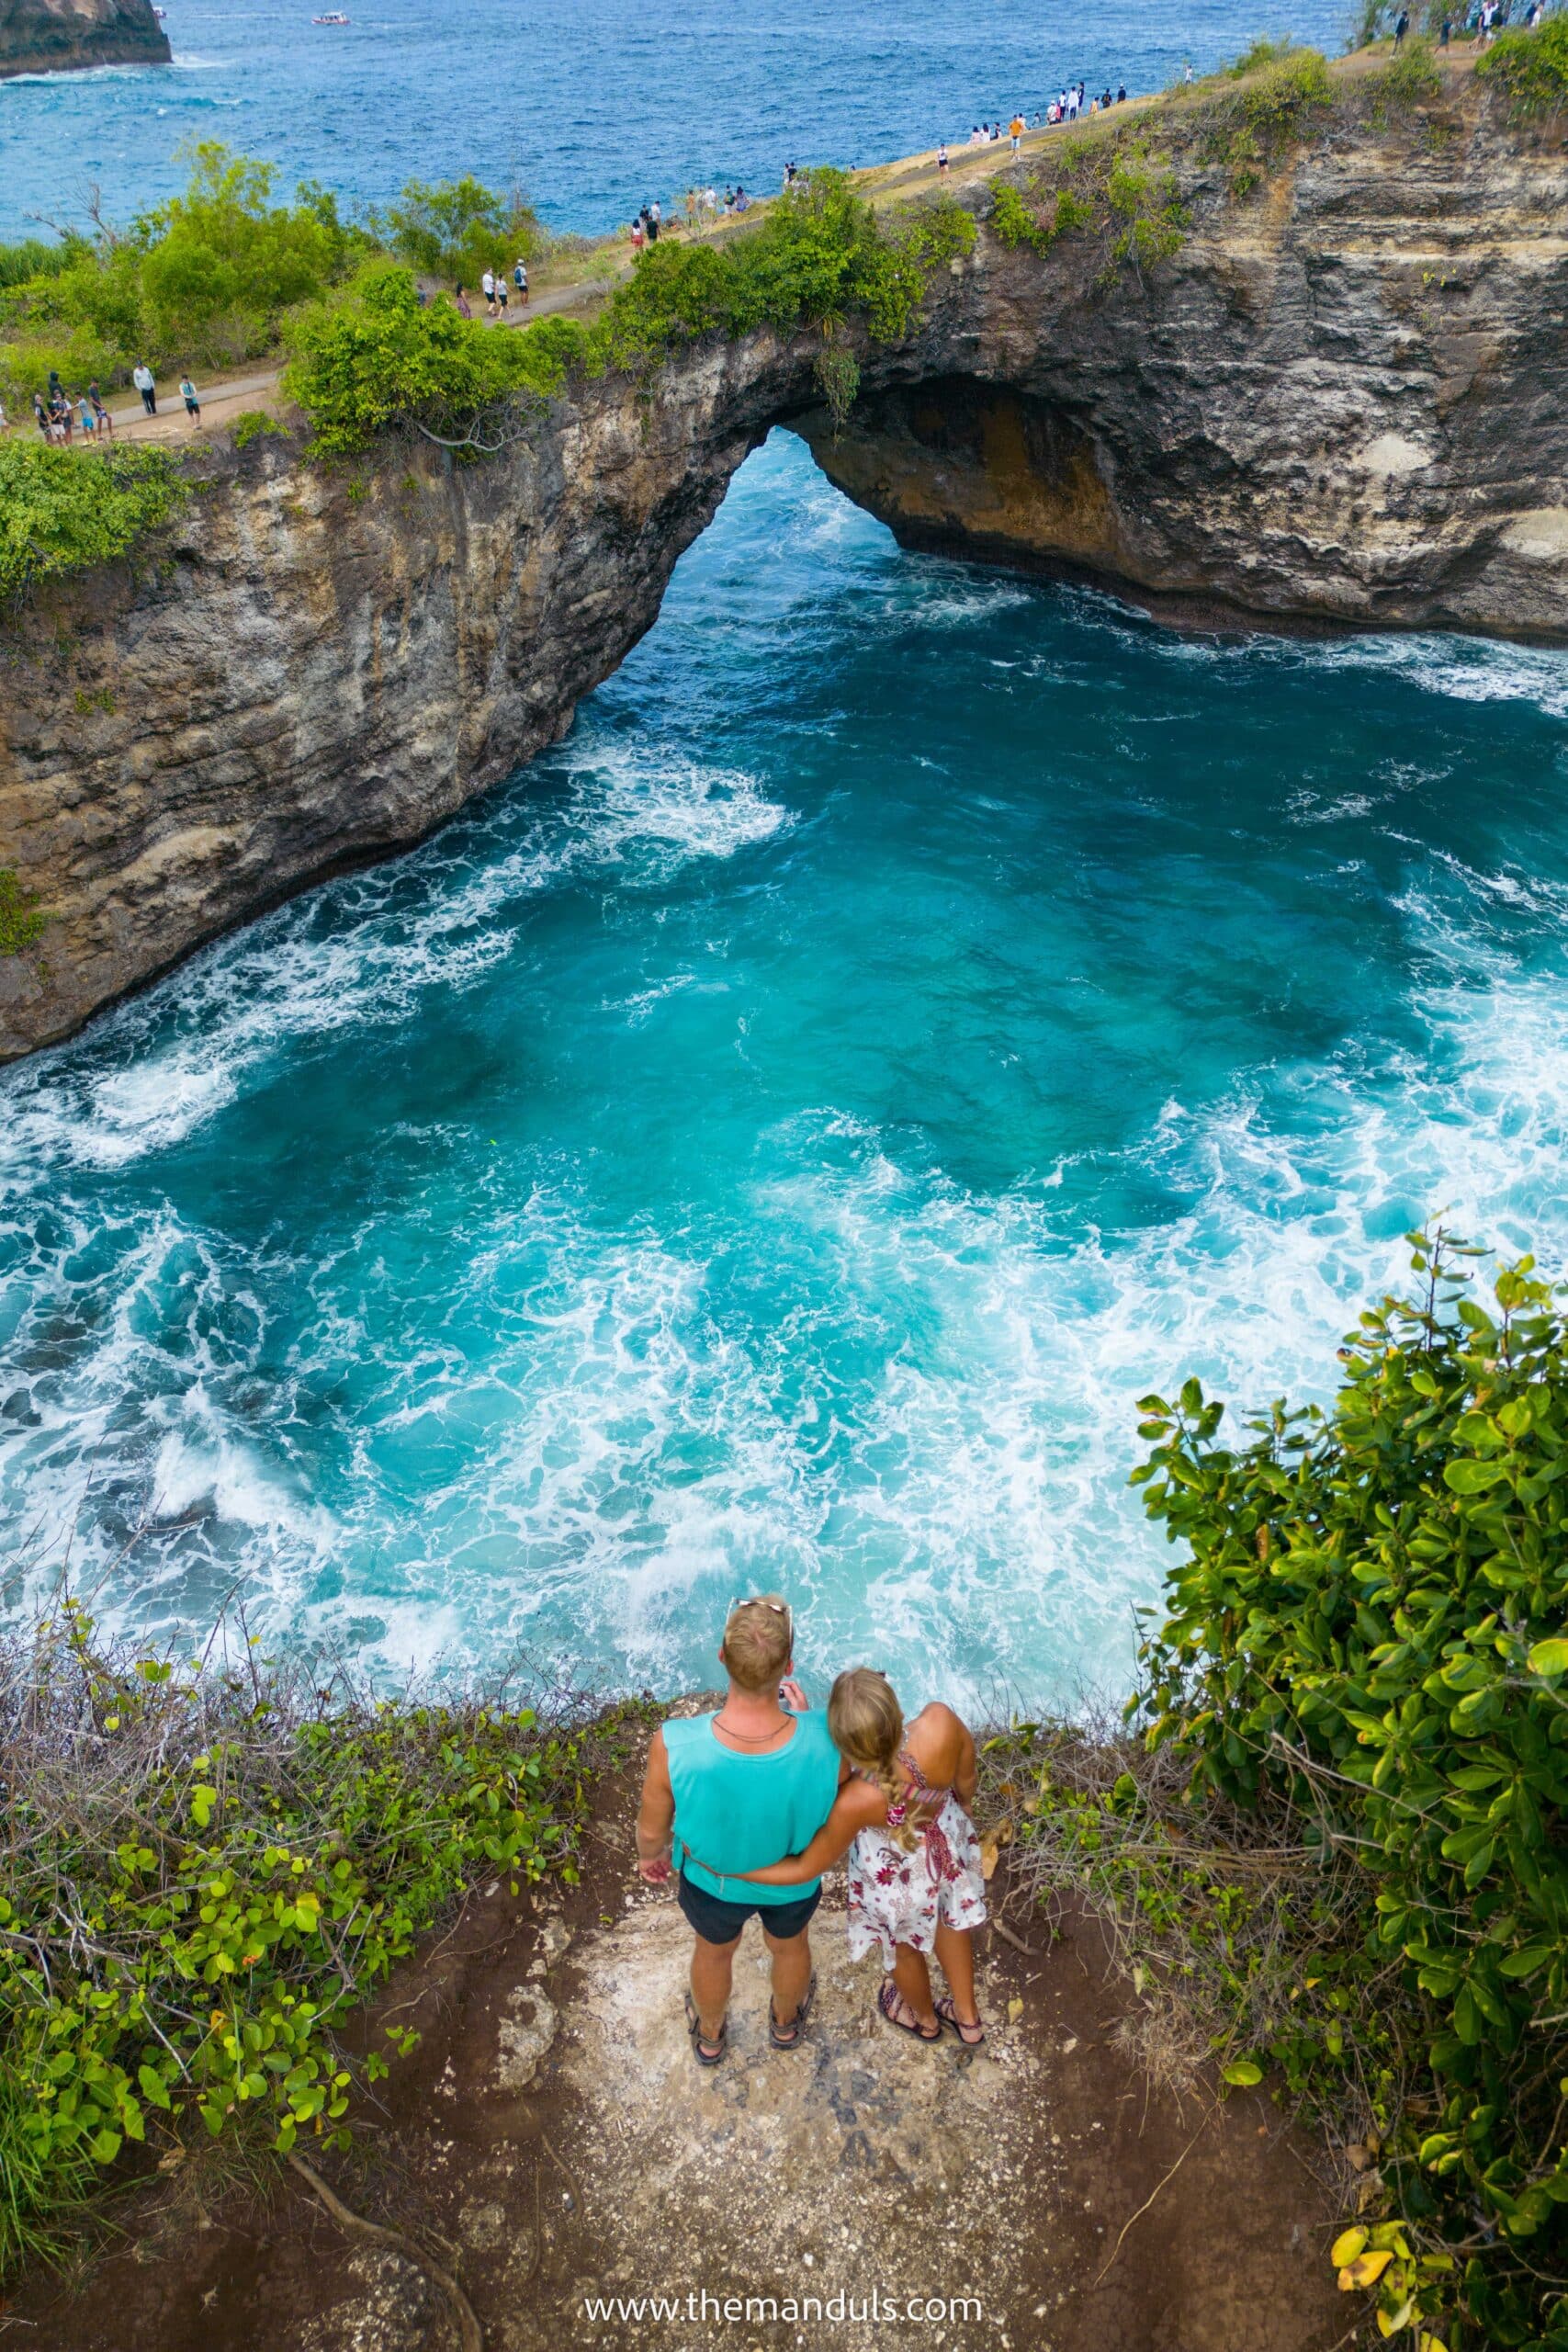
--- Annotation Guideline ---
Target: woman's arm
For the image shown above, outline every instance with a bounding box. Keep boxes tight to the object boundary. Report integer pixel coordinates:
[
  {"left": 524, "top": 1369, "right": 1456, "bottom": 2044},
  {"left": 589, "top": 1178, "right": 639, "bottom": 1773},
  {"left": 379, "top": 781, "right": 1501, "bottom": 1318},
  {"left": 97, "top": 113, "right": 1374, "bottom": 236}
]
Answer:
[
  {"left": 953, "top": 1713, "right": 977, "bottom": 1811},
  {"left": 731, "top": 1778, "right": 886, "bottom": 1886}
]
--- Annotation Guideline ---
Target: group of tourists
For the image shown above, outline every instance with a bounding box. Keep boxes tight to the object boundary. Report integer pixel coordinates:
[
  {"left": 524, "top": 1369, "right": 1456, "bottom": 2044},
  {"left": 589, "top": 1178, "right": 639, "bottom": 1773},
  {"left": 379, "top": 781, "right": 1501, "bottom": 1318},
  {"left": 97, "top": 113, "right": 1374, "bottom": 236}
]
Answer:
[
  {"left": 637, "top": 1596, "right": 988, "bottom": 2065},
  {"left": 17, "top": 359, "right": 204, "bottom": 445},
  {"left": 468, "top": 260, "right": 530, "bottom": 318},
  {"left": 959, "top": 84, "right": 1130, "bottom": 146}
]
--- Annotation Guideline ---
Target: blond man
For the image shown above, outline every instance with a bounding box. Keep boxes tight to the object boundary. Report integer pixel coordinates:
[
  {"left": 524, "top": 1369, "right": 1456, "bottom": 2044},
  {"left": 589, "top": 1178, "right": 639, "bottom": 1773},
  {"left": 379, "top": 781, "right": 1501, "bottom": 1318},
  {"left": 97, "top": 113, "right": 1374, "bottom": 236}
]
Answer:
[{"left": 636, "top": 1596, "right": 841, "bottom": 2065}]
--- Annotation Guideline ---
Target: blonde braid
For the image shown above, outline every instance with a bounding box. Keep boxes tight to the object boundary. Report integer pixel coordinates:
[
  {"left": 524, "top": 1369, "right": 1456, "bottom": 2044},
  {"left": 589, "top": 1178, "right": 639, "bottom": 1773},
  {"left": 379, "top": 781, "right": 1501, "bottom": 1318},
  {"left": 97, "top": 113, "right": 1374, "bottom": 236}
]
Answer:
[{"left": 828, "top": 1668, "right": 917, "bottom": 1853}]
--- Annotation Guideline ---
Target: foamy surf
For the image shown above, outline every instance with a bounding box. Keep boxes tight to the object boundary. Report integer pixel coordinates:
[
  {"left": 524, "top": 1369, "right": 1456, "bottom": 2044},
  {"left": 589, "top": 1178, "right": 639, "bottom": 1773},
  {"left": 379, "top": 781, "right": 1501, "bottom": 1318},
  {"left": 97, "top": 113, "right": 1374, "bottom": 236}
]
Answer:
[{"left": 4, "top": 432, "right": 1568, "bottom": 1707}]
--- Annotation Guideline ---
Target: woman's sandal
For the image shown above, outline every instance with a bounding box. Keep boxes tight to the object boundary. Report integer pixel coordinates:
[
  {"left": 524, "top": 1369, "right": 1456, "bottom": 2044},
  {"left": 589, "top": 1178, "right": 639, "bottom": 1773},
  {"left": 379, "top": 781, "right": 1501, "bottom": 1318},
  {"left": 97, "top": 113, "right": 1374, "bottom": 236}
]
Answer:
[
  {"left": 683, "top": 1992, "right": 728, "bottom": 2067},
  {"left": 934, "top": 1996, "right": 986, "bottom": 2047},
  {"left": 769, "top": 1970, "right": 817, "bottom": 2050},
  {"left": 877, "top": 1978, "right": 942, "bottom": 2041}
]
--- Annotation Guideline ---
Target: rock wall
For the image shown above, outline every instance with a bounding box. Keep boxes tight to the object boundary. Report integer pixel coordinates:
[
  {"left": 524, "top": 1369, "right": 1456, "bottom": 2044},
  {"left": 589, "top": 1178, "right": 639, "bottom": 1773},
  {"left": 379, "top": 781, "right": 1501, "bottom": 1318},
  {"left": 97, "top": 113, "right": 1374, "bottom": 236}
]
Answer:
[
  {"left": 4, "top": 73, "right": 1568, "bottom": 1060},
  {"left": 0, "top": 0, "right": 169, "bottom": 77}
]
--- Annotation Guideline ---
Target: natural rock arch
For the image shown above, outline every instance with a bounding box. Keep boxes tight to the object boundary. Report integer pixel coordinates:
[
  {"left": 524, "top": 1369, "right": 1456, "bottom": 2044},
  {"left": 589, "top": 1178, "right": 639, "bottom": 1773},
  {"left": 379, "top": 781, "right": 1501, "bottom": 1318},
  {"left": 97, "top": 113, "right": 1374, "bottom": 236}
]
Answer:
[{"left": 4, "top": 89, "right": 1567, "bottom": 1061}]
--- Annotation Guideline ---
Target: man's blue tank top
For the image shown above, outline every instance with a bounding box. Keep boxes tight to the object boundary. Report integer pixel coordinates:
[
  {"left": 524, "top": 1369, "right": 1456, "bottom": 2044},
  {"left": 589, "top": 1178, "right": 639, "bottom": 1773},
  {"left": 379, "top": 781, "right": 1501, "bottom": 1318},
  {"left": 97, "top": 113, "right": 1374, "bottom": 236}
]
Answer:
[{"left": 665, "top": 1709, "right": 840, "bottom": 1905}]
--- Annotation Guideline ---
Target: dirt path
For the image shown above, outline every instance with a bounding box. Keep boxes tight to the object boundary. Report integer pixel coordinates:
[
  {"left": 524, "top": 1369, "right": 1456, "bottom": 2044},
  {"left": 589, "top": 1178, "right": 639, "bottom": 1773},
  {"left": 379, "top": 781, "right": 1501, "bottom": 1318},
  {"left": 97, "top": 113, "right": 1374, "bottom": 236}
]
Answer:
[{"left": 5, "top": 1719, "right": 1348, "bottom": 2352}]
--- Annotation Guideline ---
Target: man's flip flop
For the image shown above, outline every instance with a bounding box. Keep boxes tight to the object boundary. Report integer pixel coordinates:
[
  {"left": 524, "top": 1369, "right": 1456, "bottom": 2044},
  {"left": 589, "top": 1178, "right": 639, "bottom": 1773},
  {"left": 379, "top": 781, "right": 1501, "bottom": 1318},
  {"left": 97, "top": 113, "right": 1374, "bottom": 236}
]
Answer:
[
  {"left": 684, "top": 1992, "right": 728, "bottom": 2067},
  {"left": 877, "top": 1978, "right": 942, "bottom": 2041},
  {"left": 934, "top": 1996, "right": 985, "bottom": 2047},
  {"left": 769, "top": 1971, "right": 817, "bottom": 2050}
]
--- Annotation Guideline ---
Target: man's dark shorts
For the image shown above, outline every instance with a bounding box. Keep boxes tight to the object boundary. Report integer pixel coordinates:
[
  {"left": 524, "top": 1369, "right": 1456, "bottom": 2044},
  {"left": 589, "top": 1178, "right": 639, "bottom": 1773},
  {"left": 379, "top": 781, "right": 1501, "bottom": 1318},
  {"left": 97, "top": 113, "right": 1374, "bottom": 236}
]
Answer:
[{"left": 677, "top": 1871, "right": 821, "bottom": 1947}]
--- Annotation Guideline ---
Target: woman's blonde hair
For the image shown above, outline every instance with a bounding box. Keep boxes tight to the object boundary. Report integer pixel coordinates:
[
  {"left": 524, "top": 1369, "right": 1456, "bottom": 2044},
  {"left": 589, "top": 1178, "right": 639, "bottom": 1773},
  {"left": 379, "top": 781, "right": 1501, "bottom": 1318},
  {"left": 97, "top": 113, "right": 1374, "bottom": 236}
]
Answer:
[{"left": 827, "top": 1668, "right": 916, "bottom": 1850}]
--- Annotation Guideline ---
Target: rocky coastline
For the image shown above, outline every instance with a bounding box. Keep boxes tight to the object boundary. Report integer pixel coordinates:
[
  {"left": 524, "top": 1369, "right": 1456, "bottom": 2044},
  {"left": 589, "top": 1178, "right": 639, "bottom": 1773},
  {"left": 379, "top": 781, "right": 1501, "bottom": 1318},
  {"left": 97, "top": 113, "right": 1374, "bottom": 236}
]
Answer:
[
  {"left": 4, "top": 71, "right": 1567, "bottom": 1060},
  {"left": 0, "top": 0, "right": 169, "bottom": 78}
]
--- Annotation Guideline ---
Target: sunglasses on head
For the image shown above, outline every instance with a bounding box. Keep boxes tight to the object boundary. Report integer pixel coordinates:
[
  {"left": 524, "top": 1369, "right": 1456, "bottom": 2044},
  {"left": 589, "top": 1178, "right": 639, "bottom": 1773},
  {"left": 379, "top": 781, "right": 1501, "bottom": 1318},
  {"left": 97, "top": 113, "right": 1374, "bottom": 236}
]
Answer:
[{"left": 725, "top": 1595, "right": 793, "bottom": 1644}]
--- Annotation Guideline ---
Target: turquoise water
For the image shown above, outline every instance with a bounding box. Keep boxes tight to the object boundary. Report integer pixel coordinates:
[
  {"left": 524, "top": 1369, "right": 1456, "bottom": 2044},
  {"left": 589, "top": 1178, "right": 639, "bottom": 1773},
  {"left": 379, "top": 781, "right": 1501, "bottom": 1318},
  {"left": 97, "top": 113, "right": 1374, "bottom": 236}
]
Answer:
[
  {"left": 5, "top": 430, "right": 1568, "bottom": 1703},
  {"left": 0, "top": 0, "right": 1347, "bottom": 244}
]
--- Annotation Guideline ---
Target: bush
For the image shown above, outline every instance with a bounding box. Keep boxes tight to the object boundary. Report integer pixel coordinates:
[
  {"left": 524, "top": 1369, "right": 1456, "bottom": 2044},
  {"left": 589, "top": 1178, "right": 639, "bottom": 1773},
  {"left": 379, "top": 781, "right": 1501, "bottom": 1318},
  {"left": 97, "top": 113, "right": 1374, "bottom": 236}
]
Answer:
[
  {"left": 0, "top": 144, "right": 370, "bottom": 410},
  {"left": 385, "top": 173, "right": 545, "bottom": 288},
  {"left": 0, "top": 441, "right": 187, "bottom": 602},
  {"left": 990, "top": 181, "right": 1094, "bottom": 254},
  {"left": 284, "top": 176, "right": 976, "bottom": 450},
  {"left": 1478, "top": 17, "right": 1568, "bottom": 120},
  {"left": 1129, "top": 1229, "right": 1568, "bottom": 2349},
  {"left": 1378, "top": 36, "right": 1445, "bottom": 110},
  {"left": 0, "top": 1605, "right": 592, "bottom": 2275},
  {"left": 0, "top": 868, "right": 46, "bottom": 956},
  {"left": 281, "top": 262, "right": 581, "bottom": 454}
]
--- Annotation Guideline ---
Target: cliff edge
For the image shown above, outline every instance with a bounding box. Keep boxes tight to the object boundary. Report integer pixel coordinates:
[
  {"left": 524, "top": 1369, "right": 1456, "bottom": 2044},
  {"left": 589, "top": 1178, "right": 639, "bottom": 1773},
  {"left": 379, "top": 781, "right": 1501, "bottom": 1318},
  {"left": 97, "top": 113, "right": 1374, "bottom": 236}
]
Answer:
[{"left": 0, "top": 0, "right": 169, "bottom": 77}]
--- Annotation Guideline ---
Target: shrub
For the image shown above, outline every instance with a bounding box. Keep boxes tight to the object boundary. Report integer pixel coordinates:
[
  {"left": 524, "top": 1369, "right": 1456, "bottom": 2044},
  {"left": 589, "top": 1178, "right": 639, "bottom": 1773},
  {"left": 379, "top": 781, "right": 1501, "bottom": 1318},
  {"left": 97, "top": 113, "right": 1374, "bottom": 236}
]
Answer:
[
  {"left": 284, "top": 175, "right": 975, "bottom": 449},
  {"left": 0, "top": 1605, "right": 592, "bottom": 2274},
  {"left": 1130, "top": 1229, "right": 1568, "bottom": 2349},
  {"left": 231, "top": 408, "right": 284, "bottom": 448},
  {"left": 0, "top": 869, "right": 46, "bottom": 956},
  {"left": 1377, "top": 36, "right": 1444, "bottom": 111},
  {"left": 0, "top": 441, "right": 187, "bottom": 602},
  {"left": 1228, "top": 34, "right": 1300, "bottom": 75},
  {"left": 990, "top": 181, "right": 1094, "bottom": 254},
  {"left": 1478, "top": 17, "right": 1568, "bottom": 120},
  {"left": 385, "top": 173, "right": 545, "bottom": 288},
  {"left": 0, "top": 144, "right": 370, "bottom": 409},
  {"left": 281, "top": 262, "right": 575, "bottom": 454},
  {"left": 1230, "top": 46, "right": 1333, "bottom": 141}
]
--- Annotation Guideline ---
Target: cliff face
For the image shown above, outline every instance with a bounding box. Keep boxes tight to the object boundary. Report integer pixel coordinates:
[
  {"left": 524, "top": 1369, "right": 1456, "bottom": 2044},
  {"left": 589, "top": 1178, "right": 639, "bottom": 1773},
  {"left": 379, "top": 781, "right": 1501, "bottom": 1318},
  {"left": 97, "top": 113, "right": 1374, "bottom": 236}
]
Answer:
[
  {"left": 0, "top": 0, "right": 169, "bottom": 76},
  {"left": 4, "top": 77, "right": 1568, "bottom": 1060}
]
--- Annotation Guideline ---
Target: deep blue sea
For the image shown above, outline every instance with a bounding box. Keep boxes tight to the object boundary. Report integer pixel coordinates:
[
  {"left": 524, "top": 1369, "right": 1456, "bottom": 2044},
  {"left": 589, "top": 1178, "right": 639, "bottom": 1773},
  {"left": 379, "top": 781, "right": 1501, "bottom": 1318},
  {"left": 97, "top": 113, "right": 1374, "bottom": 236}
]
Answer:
[
  {"left": 5, "top": 6, "right": 1568, "bottom": 1709},
  {"left": 0, "top": 0, "right": 1348, "bottom": 244}
]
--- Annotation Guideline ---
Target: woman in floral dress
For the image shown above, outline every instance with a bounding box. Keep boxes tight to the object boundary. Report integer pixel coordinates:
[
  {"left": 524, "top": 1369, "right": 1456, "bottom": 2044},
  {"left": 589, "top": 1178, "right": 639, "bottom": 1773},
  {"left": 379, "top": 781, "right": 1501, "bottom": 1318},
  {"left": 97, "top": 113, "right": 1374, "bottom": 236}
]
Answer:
[{"left": 734, "top": 1668, "right": 987, "bottom": 2044}]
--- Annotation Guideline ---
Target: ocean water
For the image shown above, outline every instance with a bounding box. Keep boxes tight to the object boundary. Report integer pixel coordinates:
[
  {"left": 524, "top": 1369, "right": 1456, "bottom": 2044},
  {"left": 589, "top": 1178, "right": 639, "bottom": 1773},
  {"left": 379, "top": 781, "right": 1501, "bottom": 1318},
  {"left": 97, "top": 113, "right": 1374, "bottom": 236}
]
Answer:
[
  {"left": 0, "top": 0, "right": 1348, "bottom": 245},
  {"left": 5, "top": 429, "right": 1568, "bottom": 1706}
]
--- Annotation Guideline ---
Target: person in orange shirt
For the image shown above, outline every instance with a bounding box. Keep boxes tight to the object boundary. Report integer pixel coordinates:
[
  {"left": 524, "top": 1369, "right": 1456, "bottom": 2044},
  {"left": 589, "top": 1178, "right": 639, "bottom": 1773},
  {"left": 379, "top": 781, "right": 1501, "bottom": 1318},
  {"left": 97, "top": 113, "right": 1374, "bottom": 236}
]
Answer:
[{"left": 1009, "top": 113, "right": 1025, "bottom": 153}]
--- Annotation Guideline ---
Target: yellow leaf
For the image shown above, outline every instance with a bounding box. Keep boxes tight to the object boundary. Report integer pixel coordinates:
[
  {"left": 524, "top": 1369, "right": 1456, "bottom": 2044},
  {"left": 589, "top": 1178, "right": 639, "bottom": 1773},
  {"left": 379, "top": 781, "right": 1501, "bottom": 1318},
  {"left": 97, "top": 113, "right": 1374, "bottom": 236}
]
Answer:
[
  {"left": 978, "top": 1833, "right": 1001, "bottom": 1881},
  {"left": 1330, "top": 2229, "right": 1368, "bottom": 2270},
  {"left": 1008, "top": 1996, "right": 1024, "bottom": 2024},
  {"left": 1338, "top": 2252, "right": 1394, "bottom": 2292},
  {"left": 1416, "top": 2336, "right": 1449, "bottom": 2352},
  {"left": 1380, "top": 2300, "right": 1416, "bottom": 2336}
]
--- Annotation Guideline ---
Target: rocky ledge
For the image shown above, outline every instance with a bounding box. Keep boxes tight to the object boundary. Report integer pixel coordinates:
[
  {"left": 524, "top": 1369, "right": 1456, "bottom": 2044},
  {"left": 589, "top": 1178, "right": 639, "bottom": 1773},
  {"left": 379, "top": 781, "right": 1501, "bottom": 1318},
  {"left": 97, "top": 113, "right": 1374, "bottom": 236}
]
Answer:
[
  {"left": 3, "top": 66, "right": 1566, "bottom": 1059},
  {"left": 0, "top": 0, "right": 170, "bottom": 77}
]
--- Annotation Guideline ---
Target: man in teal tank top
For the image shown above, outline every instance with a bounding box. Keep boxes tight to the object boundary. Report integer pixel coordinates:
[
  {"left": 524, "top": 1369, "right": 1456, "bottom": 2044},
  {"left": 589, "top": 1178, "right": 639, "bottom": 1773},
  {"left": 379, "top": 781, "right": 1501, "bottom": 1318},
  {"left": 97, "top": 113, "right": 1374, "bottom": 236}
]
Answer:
[{"left": 636, "top": 1595, "right": 842, "bottom": 2066}]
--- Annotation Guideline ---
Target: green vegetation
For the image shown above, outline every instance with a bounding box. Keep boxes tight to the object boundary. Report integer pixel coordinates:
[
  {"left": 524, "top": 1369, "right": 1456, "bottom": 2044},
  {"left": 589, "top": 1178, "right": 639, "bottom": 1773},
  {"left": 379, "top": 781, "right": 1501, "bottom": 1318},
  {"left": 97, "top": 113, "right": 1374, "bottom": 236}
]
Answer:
[
  {"left": 1478, "top": 17, "right": 1568, "bottom": 120},
  {"left": 0, "top": 235, "right": 87, "bottom": 294},
  {"left": 1003, "top": 1230, "right": 1568, "bottom": 2351},
  {"left": 0, "top": 868, "right": 46, "bottom": 956},
  {"left": 0, "top": 441, "right": 186, "bottom": 603},
  {"left": 231, "top": 408, "right": 285, "bottom": 449},
  {"left": 0, "top": 1604, "right": 596, "bottom": 2275},
  {"left": 284, "top": 171, "right": 976, "bottom": 453},
  {"left": 0, "top": 146, "right": 372, "bottom": 413},
  {"left": 1376, "top": 36, "right": 1446, "bottom": 113},
  {"left": 384, "top": 173, "right": 546, "bottom": 285},
  {"left": 991, "top": 142, "right": 1184, "bottom": 285}
]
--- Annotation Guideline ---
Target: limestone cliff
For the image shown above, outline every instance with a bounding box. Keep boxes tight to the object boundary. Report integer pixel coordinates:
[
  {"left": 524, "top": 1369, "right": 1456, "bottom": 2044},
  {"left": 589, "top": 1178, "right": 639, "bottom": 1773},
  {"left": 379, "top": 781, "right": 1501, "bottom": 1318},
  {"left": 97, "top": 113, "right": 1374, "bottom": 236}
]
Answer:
[
  {"left": 0, "top": 0, "right": 169, "bottom": 77},
  {"left": 4, "top": 68, "right": 1567, "bottom": 1060}
]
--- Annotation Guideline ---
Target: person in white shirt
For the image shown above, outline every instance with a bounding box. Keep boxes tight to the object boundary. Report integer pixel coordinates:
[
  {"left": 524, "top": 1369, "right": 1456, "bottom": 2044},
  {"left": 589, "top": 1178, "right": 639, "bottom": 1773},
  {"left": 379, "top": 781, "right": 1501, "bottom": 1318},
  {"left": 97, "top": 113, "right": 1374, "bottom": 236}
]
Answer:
[
  {"left": 481, "top": 267, "right": 497, "bottom": 317},
  {"left": 132, "top": 361, "right": 156, "bottom": 416}
]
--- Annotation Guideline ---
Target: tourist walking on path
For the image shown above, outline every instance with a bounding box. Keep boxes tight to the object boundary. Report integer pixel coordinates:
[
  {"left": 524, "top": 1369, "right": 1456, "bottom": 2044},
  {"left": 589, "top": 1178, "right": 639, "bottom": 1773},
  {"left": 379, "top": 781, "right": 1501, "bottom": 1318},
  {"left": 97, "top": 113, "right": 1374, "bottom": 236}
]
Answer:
[
  {"left": 455, "top": 283, "right": 472, "bottom": 316},
  {"left": 732, "top": 1667, "right": 987, "bottom": 2048},
  {"left": 481, "top": 266, "right": 497, "bottom": 317},
  {"left": 179, "top": 374, "right": 201, "bottom": 423},
  {"left": 1394, "top": 8, "right": 1410, "bottom": 44},
  {"left": 77, "top": 392, "right": 96, "bottom": 437},
  {"left": 1010, "top": 112, "right": 1024, "bottom": 152},
  {"left": 132, "top": 360, "right": 157, "bottom": 416},
  {"left": 88, "top": 380, "right": 112, "bottom": 437},
  {"left": 635, "top": 1597, "right": 841, "bottom": 2069},
  {"left": 513, "top": 255, "right": 528, "bottom": 305},
  {"left": 937, "top": 141, "right": 949, "bottom": 175}
]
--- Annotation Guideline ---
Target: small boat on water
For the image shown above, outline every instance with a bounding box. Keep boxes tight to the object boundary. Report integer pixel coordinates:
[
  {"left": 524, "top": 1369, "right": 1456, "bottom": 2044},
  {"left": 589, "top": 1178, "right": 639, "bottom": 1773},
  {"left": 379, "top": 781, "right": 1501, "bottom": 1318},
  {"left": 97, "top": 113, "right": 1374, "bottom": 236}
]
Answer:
[{"left": 311, "top": 11, "right": 349, "bottom": 23}]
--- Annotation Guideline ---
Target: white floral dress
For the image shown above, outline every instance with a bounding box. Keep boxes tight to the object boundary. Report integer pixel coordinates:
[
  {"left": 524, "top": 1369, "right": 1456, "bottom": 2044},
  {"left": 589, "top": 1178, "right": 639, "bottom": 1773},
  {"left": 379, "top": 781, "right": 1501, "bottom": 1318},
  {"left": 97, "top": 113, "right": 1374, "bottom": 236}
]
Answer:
[{"left": 844, "top": 1750, "right": 988, "bottom": 1970}]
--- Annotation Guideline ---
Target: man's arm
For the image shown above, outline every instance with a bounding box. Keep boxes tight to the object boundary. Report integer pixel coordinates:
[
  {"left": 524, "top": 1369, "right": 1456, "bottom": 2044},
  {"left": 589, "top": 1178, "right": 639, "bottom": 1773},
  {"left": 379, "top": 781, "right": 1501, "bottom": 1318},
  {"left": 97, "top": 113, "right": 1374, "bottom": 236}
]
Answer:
[
  {"left": 728, "top": 1778, "right": 885, "bottom": 1886},
  {"left": 636, "top": 1726, "right": 675, "bottom": 1884}
]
